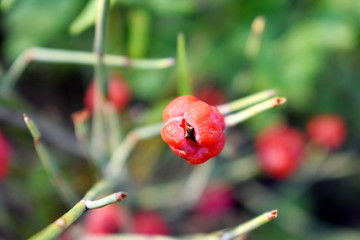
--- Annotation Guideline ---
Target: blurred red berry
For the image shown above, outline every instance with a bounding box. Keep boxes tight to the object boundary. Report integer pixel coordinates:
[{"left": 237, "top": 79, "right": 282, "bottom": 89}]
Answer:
[
  {"left": 161, "top": 95, "right": 226, "bottom": 164},
  {"left": 306, "top": 114, "right": 346, "bottom": 149},
  {"left": 84, "top": 74, "right": 131, "bottom": 112},
  {"left": 256, "top": 124, "right": 305, "bottom": 179},
  {"left": 195, "top": 182, "right": 235, "bottom": 216},
  {"left": 132, "top": 211, "right": 170, "bottom": 236},
  {"left": 84, "top": 204, "right": 124, "bottom": 235},
  {"left": 0, "top": 131, "right": 11, "bottom": 180},
  {"left": 195, "top": 85, "right": 226, "bottom": 106}
]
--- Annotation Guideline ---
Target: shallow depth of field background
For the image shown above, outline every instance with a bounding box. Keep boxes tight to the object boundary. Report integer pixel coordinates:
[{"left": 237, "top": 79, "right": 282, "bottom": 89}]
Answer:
[{"left": 0, "top": 0, "right": 360, "bottom": 239}]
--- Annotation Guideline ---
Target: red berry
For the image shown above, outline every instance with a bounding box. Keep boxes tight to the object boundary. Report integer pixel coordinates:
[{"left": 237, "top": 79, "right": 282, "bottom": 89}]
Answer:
[
  {"left": 132, "top": 211, "right": 170, "bottom": 236},
  {"left": 84, "top": 204, "right": 124, "bottom": 235},
  {"left": 195, "top": 182, "right": 235, "bottom": 216},
  {"left": 0, "top": 131, "right": 11, "bottom": 180},
  {"left": 195, "top": 85, "right": 226, "bottom": 106},
  {"left": 84, "top": 74, "right": 131, "bottom": 112},
  {"left": 256, "top": 124, "right": 305, "bottom": 179},
  {"left": 306, "top": 114, "right": 346, "bottom": 149},
  {"left": 161, "top": 95, "right": 226, "bottom": 164}
]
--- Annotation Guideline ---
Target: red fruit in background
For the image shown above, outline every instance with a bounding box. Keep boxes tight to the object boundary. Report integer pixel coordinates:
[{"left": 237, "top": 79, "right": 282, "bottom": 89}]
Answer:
[
  {"left": 195, "top": 182, "right": 235, "bottom": 216},
  {"left": 195, "top": 85, "right": 226, "bottom": 106},
  {"left": 255, "top": 124, "right": 305, "bottom": 179},
  {"left": 132, "top": 211, "right": 170, "bottom": 236},
  {"left": 84, "top": 204, "right": 124, "bottom": 235},
  {"left": 306, "top": 114, "right": 346, "bottom": 149},
  {"left": 161, "top": 95, "right": 226, "bottom": 164},
  {"left": 84, "top": 74, "right": 131, "bottom": 112},
  {"left": 0, "top": 131, "right": 11, "bottom": 180}
]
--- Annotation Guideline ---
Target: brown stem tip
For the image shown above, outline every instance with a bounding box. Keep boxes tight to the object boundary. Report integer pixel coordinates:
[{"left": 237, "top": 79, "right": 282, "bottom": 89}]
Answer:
[
  {"left": 267, "top": 209, "right": 278, "bottom": 220},
  {"left": 71, "top": 109, "right": 91, "bottom": 123},
  {"left": 272, "top": 97, "right": 286, "bottom": 107},
  {"left": 115, "top": 192, "right": 128, "bottom": 201}
]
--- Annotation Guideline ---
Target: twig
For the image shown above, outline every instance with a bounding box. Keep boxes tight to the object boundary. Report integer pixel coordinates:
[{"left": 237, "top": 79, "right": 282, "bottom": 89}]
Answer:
[
  {"left": 28, "top": 190, "right": 127, "bottom": 240},
  {"left": 221, "top": 210, "right": 278, "bottom": 239},
  {"left": 90, "top": 0, "right": 110, "bottom": 166},
  {"left": 0, "top": 47, "right": 175, "bottom": 93},
  {"left": 78, "top": 210, "right": 277, "bottom": 240},
  {"left": 224, "top": 97, "right": 286, "bottom": 127},
  {"left": 216, "top": 89, "right": 276, "bottom": 115},
  {"left": 23, "top": 114, "right": 77, "bottom": 206}
]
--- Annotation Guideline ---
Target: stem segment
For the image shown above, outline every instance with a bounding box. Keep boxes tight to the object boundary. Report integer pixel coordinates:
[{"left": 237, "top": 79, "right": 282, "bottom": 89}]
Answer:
[
  {"left": 0, "top": 48, "right": 175, "bottom": 93},
  {"left": 217, "top": 89, "right": 276, "bottom": 115},
  {"left": 28, "top": 189, "right": 127, "bottom": 240},
  {"left": 24, "top": 114, "right": 77, "bottom": 206},
  {"left": 224, "top": 97, "right": 286, "bottom": 127}
]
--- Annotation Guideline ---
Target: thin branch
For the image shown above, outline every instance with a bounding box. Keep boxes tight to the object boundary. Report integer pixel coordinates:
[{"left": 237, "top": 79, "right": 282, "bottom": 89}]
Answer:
[
  {"left": 221, "top": 210, "right": 278, "bottom": 239},
  {"left": 0, "top": 47, "right": 175, "bottom": 93},
  {"left": 24, "top": 114, "right": 77, "bottom": 206},
  {"left": 217, "top": 89, "right": 276, "bottom": 115},
  {"left": 78, "top": 210, "right": 277, "bottom": 240},
  {"left": 28, "top": 190, "right": 127, "bottom": 240},
  {"left": 224, "top": 97, "right": 286, "bottom": 127}
]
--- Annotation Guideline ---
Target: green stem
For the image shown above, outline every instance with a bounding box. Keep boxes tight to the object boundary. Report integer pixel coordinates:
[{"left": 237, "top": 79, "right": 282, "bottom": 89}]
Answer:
[
  {"left": 23, "top": 114, "right": 77, "bottom": 206},
  {"left": 217, "top": 89, "right": 276, "bottom": 115},
  {"left": 57, "top": 209, "right": 277, "bottom": 240},
  {"left": 28, "top": 187, "right": 127, "bottom": 240},
  {"left": 224, "top": 97, "right": 286, "bottom": 127},
  {"left": 29, "top": 201, "right": 86, "bottom": 240},
  {"left": 177, "top": 33, "right": 192, "bottom": 96},
  {"left": 90, "top": 0, "right": 110, "bottom": 166},
  {"left": 0, "top": 47, "right": 175, "bottom": 93},
  {"left": 71, "top": 109, "right": 92, "bottom": 158},
  {"left": 223, "top": 210, "right": 278, "bottom": 239}
]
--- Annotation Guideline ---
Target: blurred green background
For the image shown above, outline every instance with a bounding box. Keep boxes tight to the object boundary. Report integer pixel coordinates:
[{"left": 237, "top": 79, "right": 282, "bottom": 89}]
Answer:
[{"left": 0, "top": 0, "right": 360, "bottom": 239}]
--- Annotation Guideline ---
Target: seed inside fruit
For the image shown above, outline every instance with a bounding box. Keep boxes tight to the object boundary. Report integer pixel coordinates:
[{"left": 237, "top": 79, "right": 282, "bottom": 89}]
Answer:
[{"left": 184, "top": 121, "right": 196, "bottom": 142}]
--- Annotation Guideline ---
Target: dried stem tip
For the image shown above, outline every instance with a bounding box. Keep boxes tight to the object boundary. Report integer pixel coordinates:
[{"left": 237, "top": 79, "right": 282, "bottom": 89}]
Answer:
[
  {"left": 71, "top": 109, "right": 91, "bottom": 123},
  {"left": 23, "top": 113, "right": 30, "bottom": 122},
  {"left": 115, "top": 191, "right": 128, "bottom": 201},
  {"left": 267, "top": 209, "right": 278, "bottom": 220}
]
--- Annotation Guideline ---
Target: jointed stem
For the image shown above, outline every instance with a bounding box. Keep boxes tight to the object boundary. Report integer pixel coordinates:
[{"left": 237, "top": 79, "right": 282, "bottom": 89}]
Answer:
[
  {"left": 224, "top": 97, "right": 286, "bottom": 127},
  {"left": 28, "top": 188, "right": 127, "bottom": 240},
  {"left": 24, "top": 114, "right": 77, "bottom": 206},
  {"left": 217, "top": 89, "right": 276, "bottom": 115},
  {"left": 0, "top": 48, "right": 175, "bottom": 93},
  {"left": 90, "top": 0, "right": 110, "bottom": 166}
]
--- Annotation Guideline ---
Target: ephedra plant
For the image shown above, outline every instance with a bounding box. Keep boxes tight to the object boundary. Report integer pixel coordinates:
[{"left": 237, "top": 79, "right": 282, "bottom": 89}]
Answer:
[{"left": 0, "top": 1, "right": 287, "bottom": 239}]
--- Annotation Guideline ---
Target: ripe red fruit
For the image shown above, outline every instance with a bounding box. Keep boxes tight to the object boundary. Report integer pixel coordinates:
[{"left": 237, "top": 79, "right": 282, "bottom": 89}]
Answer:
[
  {"left": 195, "top": 85, "right": 226, "bottom": 106},
  {"left": 255, "top": 124, "right": 305, "bottom": 179},
  {"left": 161, "top": 95, "right": 226, "bottom": 164},
  {"left": 132, "top": 211, "right": 170, "bottom": 236},
  {"left": 195, "top": 182, "right": 235, "bottom": 216},
  {"left": 84, "top": 204, "right": 124, "bottom": 235},
  {"left": 0, "top": 131, "right": 11, "bottom": 180},
  {"left": 84, "top": 74, "right": 131, "bottom": 112},
  {"left": 306, "top": 114, "right": 346, "bottom": 149}
]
